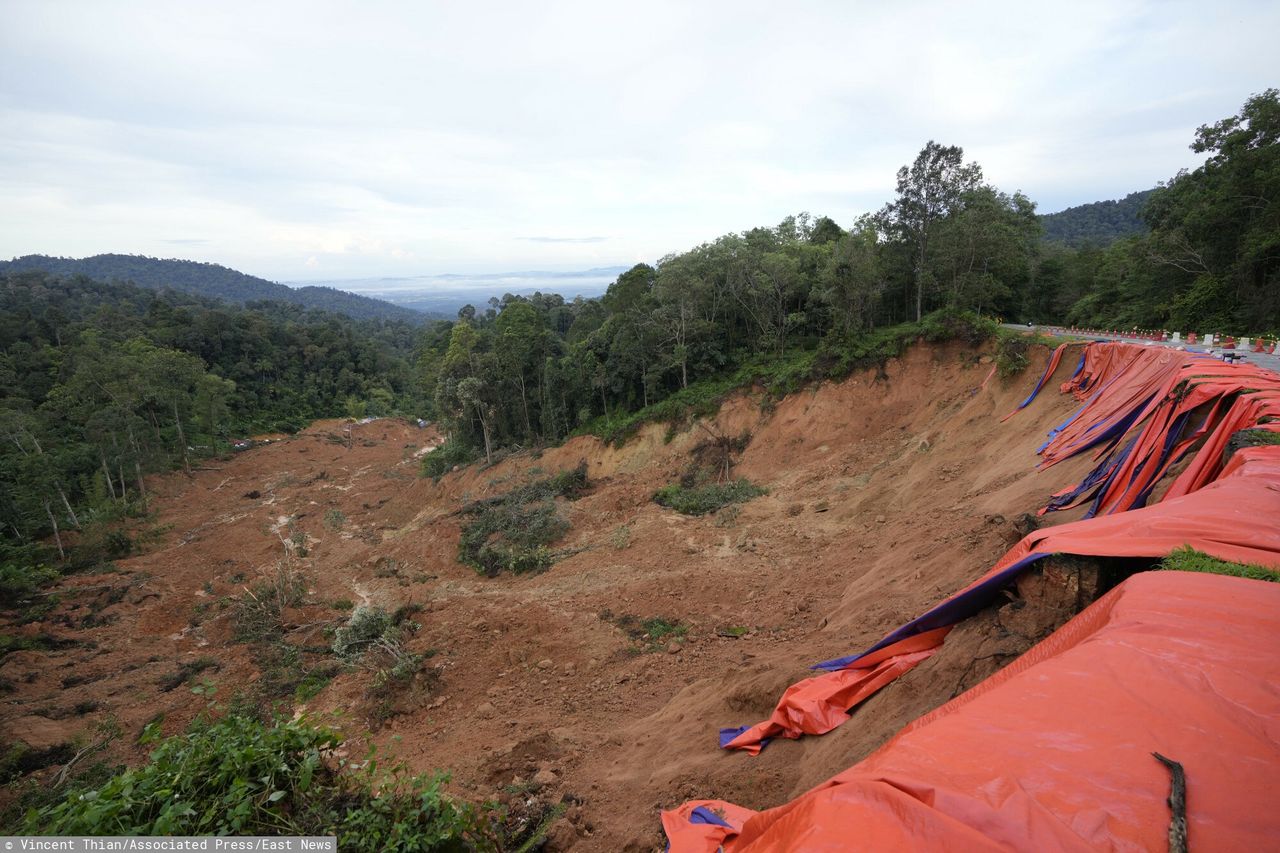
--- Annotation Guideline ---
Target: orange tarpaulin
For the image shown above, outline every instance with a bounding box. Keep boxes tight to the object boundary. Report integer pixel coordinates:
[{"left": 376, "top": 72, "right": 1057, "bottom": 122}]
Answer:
[
  {"left": 716, "top": 342, "right": 1280, "bottom": 763},
  {"left": 720, "top": 442, "right": 1280, "bottom": 754},
  {"left": 665, "top": 571, "right": 1280, "bottom": 851},
  {"left": 719, "top": 628, "right": 950, "bottom": 755},
  {"left": 1029, "top": 345, "right": 1280, "bottom": 516}
]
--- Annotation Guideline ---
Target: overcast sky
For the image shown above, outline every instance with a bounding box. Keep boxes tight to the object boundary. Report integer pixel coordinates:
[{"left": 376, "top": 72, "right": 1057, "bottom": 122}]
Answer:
[{"left": 1, "top": 1, "right": 1275, "bottom": 281}]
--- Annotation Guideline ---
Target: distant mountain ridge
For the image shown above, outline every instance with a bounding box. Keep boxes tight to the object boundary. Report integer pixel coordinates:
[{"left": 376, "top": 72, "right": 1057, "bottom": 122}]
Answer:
[
  {"left": 288, "top": 267, "right": 626, "bottom": 317},
  {"left": 0, "top": 254, "right": 427, "bottom": 322},
  {"left": 1038, "top": 190, "right": 1154, "bottom": 248}
]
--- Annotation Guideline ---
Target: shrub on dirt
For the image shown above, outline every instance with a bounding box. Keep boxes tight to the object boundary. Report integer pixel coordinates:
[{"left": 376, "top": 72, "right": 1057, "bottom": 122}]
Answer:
[
  {"left": 332, "top": 605, "right": 432, "bottom": 720},
  {"left": 654, "top": 479, "right": 765, "bottom": 516},
  {"left": 332, "top": 605, "right": 396, "bottom": 660},
  {"left": 419, "top": 438, "right": 481, "bottom": 481},
  {"left": 0, "top": 560, "right": 58, "bottom": 608},
  {"left": 233, "top": 563, "right": 308, "bottom": 642},
  {"left": 995, "top": 330, "right": 1033, "bottom": 377},
  {"left": 157, "top": 657, "right": 220, "bottom": 692},
  {"left": 917, "top": 307, "right": 999, "bottom": 345},
  {"left": 994, "top": 327, "right": 1062, "bottom": 377},
  {"left": 457, "top": 464, "right": 588, "bottom": 576},
  {"left": 0, "top": 633, "right": 78, "bottom": 660},
  {"left": 294, "top": 662, "right": 342, "bottom": 702},
  {"left": 19, "top": 713, "right": 490, "bottom": 850},
  {"left": 602, "top": 612, "right": 690, "bottom": 652}
]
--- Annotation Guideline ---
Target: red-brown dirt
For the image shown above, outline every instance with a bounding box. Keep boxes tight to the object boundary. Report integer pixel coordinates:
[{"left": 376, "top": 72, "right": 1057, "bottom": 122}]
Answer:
[{"left": 2, "top": 340, "right": 1100, "bottom": 849}]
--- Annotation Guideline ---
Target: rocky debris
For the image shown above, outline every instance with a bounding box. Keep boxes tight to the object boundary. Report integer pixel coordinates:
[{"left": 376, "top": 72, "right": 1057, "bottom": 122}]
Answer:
[{"left": 1007, "top": 511, "right": 1039, "bottom": 544}]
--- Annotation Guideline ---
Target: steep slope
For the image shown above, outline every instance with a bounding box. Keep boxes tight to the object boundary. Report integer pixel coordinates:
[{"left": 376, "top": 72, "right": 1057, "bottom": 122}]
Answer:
[
  {"left": 1, "top": 340, "right": 1103, "bottom": 848},
  {"left": 0, "top": 254, "right": 426, "bottom": 322}
]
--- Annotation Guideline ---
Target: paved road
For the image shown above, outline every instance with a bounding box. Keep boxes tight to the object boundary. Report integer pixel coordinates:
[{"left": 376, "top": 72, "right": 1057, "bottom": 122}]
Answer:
[{"left": 1006, "top": 324, "right": 1280, "bottom": 376}]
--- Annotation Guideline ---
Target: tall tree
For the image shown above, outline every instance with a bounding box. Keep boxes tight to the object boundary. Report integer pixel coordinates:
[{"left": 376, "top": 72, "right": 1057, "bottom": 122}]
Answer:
[
  {"left": 879, "top": 141, "right": 984, "bottom": 321},
  {"left": 1143, "top": 88, "right": 1280, "bottom": 330},
  {"left": 495, "top": 301, "right": 552, "bottom": 441},
  {"left": 816, "top": 217, "right": 883, "bottom": 335},
  {"left": 930, "top": 187, "right": 1040, "bottom": 316}
]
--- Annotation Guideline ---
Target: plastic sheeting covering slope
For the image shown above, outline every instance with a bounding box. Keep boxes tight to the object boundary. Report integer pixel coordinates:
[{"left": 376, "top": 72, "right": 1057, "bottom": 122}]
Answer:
[
  {"left": 720, "top": 343, "right": 1280, "bottom": 755},
  {"left": 1029, "top": 344, "right": 1280, "bottom": 517},
  {"left": 719, "top": 442, "right": 1280, "bottom": 753},
  {"left": 665, "top": 571, "right": 1280, "bottom": 852}
]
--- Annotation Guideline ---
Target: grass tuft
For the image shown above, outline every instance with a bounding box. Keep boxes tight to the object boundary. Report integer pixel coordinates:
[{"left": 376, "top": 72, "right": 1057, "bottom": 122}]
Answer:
[{"left": 1158, "top": 546, "right": 1278, "bottom": 582}]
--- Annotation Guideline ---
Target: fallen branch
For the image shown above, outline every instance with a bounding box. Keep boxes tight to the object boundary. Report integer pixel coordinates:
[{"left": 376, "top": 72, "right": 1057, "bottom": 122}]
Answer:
[
  {"left": 52, "top": 730, "right": 119, "bottom": 788},
  {"left": 1153, "top": 752, "right": 1187, "bottom": 853}
]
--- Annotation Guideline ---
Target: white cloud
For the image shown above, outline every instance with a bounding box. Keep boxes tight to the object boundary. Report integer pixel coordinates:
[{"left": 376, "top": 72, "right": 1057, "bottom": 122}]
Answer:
[{"left": 0, "top": 0, "right": 1275, "bottom": 279}]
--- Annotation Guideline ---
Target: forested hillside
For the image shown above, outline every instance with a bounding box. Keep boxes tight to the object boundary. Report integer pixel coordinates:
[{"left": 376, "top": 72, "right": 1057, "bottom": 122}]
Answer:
[
  {"left": 2, "top": 89, "right": 1277, "bottom": 578},
  {"left": 0, "top": 254, "right": 425, "bottom": 323},
  {"left": 1039, "top": 190, "right": 1153, "bottom": 247},
  {"left": 0, "top": 271, "right": 422, "bottom": 568},
  {"left": 1034, "top": 90, "right": 1280, "bottom": 331}
]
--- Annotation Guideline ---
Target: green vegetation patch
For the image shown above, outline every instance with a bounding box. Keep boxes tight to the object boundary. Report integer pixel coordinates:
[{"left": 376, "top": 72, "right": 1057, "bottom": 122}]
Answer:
[
  {"left": 602, "top": 611, "right": 689, "bottom": 652},
  {"left": 0, "top": 633, "right": 81, "bottom": 660},
  {"left": 457, "top": 464, "right": 588, "bottom": 576},
  {"left": 1223, "top": 428, "right": 1280, "bottom": 466},
  {"left": 332, "top": 605, "right": 399, "bottom": 660},
  {"left": 1, "top": 741, "right": 79, "bottom": 785},
  {"left": 157, "top": 657, "right": 220, "bottom": 692},
  {"left": 419, "top": 438, "right": 482, "bottom": 481},
  {"left": 0, "top": 561, "right": 59, "bottom": 608},
  {"left": 294, "top": 662, "right": 343, "bottom": 703},
  {"left": 17, "top": 713, "right": 489, "bottom": 850},
  {"left": 993, "top": 328, "right": 1066, "bottom": 378},
  {"left": 1158, "top": 546, "right": 1278, "bottom": 583},
  {"left": 330, "top": 604, "right": 433, "bottom": 723},
  {"left": 232, "top": 564, "right": 308, "bottom": 643},
  {"left": 654, "top": 479, "right": 765, "bottom": 516}
]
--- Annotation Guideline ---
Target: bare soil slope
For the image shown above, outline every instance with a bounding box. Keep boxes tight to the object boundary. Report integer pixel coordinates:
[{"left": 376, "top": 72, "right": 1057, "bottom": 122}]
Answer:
[{"left": 2, "top": 341, "right": 1097, "bottom": 849}]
